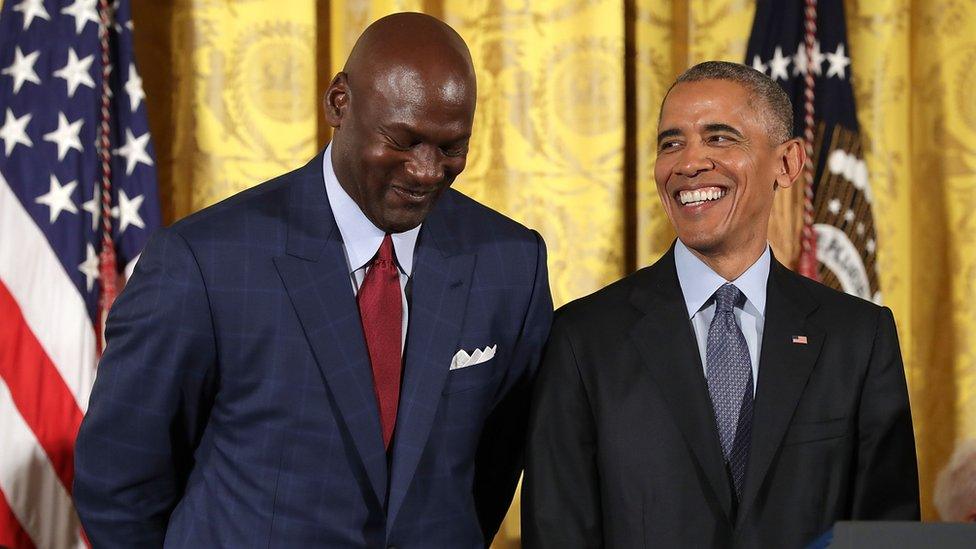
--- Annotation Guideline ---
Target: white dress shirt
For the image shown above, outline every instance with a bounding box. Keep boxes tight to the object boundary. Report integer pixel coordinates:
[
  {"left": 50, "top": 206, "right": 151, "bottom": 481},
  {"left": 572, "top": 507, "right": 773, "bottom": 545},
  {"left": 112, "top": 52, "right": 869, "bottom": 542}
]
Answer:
[
  {"left": 673, "top": 239, "right": 770, "bottom": 395},
  {"left": 323, "top": 143, "right": 419, "bottom": 350}
]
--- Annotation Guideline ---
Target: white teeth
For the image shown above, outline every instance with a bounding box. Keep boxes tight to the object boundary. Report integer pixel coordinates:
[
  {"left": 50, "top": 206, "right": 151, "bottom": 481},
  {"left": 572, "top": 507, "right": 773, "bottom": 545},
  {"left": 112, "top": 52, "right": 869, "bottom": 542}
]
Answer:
[{"left": 678, "top": 188, "right": 726, "bottom": 205}]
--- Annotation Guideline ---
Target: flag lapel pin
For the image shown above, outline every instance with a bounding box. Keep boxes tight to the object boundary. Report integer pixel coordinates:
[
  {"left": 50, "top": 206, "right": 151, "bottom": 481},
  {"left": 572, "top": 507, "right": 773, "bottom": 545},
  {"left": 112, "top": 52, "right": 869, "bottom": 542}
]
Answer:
[{"left": 792, "top": 335, "right": 808, "bottom": 345}]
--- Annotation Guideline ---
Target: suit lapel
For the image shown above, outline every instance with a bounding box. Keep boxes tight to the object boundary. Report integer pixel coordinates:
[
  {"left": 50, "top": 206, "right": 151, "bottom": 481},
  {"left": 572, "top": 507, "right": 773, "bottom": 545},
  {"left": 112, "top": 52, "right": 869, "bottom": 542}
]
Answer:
[
  {"left": 273, "top": 152, "right": 388, "bottom": 507},
  {"left": 736, "top": 259, "right": 824, "bottom": 526},
  {"left": 387, "top": 193, "right": 475, "bottom": 529},
  {"left": 628, "top": 249, "right": 734, "bottom": 521}
]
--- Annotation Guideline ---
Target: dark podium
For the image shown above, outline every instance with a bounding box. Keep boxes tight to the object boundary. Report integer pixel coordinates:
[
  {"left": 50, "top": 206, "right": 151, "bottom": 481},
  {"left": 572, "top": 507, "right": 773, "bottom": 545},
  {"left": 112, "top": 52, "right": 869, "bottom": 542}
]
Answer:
[{"left": 812, "top": 521, "right": 976, "bottom": 548}]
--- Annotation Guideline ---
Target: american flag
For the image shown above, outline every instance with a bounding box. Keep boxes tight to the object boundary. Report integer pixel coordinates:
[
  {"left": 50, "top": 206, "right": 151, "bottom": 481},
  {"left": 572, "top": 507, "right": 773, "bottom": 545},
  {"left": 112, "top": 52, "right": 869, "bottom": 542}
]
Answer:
[
  {"left": 0, "top": 1, "right": 160, "bottom": 547},
  {"left": 747, "top": 0, "right": 881, "bottom": 304}
]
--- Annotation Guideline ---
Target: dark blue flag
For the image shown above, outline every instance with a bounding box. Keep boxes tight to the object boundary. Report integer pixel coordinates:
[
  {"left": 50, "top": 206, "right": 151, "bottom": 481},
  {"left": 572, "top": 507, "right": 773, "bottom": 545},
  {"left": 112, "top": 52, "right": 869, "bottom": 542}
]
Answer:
[{"left": 746, "top": 0, "right": 880, "bottom": 303}]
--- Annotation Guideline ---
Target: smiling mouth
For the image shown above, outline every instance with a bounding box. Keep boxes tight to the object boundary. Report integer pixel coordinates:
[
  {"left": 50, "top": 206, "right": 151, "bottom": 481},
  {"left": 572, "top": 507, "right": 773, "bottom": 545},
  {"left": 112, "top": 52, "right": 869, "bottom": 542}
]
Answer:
[
  {"left": 392, "top": 185, "right": 434, "bottom": 203},
  {"left": 676, "top": 186, "right": 728, "bottom": 207}
]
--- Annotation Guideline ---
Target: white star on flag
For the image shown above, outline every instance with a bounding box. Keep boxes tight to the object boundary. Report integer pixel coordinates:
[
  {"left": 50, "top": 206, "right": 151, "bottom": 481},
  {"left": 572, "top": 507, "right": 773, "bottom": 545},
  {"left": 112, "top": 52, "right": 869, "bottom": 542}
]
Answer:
[
  {"left": 0, "top": 0, "right": 162, "bottom": 545},
  {"left": 54, "top": 48, "right": 96, "bottom": 97},
  {"left": 110, "top": 1, "right": 132, "bottom": 34},
  {"left": 114, "top": 128, "right": 153, "bottom": 175},
  {"left": 124, "top": 63, "right": 145, "bottom": 112},
  {"left": 828, "top": 198, "right": 842, "bottom": 215},
  {"left": 826, "top": 43, "right": 851, "bottom": 79},
  {"left": 808, "top": 40, "right": 825, "bottom": 76},
  {"left": 108, "top": 0, "right": 120, "bottom": 31},
  {"left": 61, "top": 0, "right": 99, "bottom": 35},
  {"left": 768, "top": 46, "right": 791, "bottom": 81},
  {"left": 2, "top": 46, "right": 41, "bottom": 93},
  {"left": 795, "top": 41, "right": 826, "bottom": 76},
  {"left": 751, "top": 55, "right": 767, "bottom": 75},
  {"left": 793, "top": 46, "right": 808, "bottom": 76},
  {"left": 82, "top": 183, "right": 101, "bottom": 231},
  {"left": 43, "top": 112, "right": 84, "bottom": 161},
  {"left": 111, "top": 189, "right": 145, "bottom": 232},
  {"left": 0, "top": 108, "right": 33, "bottom": 156},
  {"left": 12, "top": 0, "right": 50, "bottom": 31},
  {"left": 78, "top": 243, "right": 100, "bottom": 291},
  {"left": 35, "top": 174, "right": 79, "bottom": 223}
]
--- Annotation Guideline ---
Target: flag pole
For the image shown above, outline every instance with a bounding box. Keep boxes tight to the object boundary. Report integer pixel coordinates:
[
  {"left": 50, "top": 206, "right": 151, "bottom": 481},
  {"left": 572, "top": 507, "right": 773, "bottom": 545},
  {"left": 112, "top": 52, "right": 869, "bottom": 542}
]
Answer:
[
  {"left": 797, "top": 0, "right": 821, "bottom": 281},
  {"left": 96, "top": 0, "right": 119, "bottom": 353}
]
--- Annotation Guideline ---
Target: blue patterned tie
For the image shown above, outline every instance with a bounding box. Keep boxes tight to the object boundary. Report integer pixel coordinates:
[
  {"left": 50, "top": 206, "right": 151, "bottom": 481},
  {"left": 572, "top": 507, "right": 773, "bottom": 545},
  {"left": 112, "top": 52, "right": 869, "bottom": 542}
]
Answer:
[{"left": 705, "top": 283, "right": 754, "bottom": 499}]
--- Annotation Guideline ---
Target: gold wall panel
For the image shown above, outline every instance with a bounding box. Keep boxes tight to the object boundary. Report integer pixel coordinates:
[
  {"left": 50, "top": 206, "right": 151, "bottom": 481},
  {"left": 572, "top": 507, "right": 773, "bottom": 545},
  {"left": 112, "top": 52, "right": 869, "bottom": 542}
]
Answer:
[{"left": 126, "top": 0, "right": 976, "bottom": 531}]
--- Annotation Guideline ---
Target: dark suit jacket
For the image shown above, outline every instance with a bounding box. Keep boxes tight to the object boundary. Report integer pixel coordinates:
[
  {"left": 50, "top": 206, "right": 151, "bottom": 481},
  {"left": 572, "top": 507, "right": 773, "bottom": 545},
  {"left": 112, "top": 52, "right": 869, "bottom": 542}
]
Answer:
[
  {"left": 74, "top": 151, "right": 553, "bottom": 547},
  {"left": 523, "top": 247, "right": 918, "bottom": 548}
]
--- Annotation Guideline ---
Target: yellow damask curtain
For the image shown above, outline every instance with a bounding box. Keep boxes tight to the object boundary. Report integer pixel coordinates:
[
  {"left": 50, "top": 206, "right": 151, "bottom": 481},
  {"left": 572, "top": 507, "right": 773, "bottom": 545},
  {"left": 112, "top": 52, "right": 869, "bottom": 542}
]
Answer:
[{"left": 131, "top": 0, "right": 976, "bottom": 537}]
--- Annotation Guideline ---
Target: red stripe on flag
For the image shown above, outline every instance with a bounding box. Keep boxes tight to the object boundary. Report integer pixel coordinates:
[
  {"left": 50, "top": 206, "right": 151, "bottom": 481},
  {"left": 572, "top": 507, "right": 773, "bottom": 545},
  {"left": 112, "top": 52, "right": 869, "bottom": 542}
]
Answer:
[
  {"left": 0, "top": 281, "right": 84, "bottom": 495},
  {"left": 0, "top": 487, "right": 36, "bottom": 549}
]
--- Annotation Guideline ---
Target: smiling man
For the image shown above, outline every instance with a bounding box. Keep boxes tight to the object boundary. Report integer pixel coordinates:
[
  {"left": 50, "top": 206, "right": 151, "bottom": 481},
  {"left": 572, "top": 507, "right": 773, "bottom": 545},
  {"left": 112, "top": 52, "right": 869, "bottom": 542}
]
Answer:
[
  {"left": 523, "top": 61, "right": 918, "bottom": 547},
  {"left": 74, "top": 13, "right": 552, "bottom": 548}
]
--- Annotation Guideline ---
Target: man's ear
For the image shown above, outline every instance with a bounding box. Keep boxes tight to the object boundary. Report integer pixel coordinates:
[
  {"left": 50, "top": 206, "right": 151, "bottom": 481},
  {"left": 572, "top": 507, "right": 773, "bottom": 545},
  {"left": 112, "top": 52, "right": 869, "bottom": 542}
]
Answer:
[
  {"left": 324, "top": 72, "right": 350, "bottom": 128},
  {"left": 774, "top": 137, "right": 805, "bottom": 190}
]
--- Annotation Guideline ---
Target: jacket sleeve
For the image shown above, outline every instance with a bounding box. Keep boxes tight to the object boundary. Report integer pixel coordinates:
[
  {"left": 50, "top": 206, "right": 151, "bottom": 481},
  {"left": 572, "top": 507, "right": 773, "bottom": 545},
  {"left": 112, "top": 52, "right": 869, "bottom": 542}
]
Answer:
[
  {"left": 474, "top": 230, "right": 553, "bottom": 544},
  {"left": 73, "top": 227, "right": 218, "bottom": 547},
  {"left": 522, "top": 314, "right": 603, "bottom": 548},
  {"left": 851, "top": 306, "right": 920, "bottom": 519}
]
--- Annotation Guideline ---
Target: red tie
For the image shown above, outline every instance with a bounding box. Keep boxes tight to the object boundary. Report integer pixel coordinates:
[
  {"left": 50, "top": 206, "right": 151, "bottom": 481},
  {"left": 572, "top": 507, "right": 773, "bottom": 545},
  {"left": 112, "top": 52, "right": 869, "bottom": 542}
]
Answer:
[{"left": 357, "top": 234, "right": 403, "bottom": 449}]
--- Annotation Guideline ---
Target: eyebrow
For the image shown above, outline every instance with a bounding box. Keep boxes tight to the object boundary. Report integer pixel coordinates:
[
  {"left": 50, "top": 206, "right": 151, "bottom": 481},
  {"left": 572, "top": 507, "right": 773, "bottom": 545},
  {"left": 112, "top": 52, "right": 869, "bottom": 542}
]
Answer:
[
  {"left": 379, "top": 123, "right": 415, "bottom": 135},
  {"left": 380, "top": 123, "right": 472, "bottom": 145},
  {"left": 656, "top": 123, "right": 746, "bottom": 145},
  {"left": 656, "top": 128, "right": 681, "bottom": 144},
  {"left": 703, "top": 123, "right": 744, "bottom": 138}
]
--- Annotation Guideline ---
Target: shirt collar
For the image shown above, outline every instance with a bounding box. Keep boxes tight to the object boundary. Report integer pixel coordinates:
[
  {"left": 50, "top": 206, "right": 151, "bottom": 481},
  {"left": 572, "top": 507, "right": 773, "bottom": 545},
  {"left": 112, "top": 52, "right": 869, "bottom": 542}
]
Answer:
[
  {"left": 323, "top": 142, "right": 421, "bottom": 275},
  {"left": 673, "top": 238, "right": 770, "bottom": 318}
]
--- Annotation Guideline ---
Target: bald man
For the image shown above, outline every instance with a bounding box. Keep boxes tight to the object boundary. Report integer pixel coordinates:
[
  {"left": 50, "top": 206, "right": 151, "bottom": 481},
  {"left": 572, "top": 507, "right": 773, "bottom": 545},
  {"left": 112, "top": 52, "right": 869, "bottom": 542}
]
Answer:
[{"left": 74, "top": 13, "right": 552, "bottom": 547}]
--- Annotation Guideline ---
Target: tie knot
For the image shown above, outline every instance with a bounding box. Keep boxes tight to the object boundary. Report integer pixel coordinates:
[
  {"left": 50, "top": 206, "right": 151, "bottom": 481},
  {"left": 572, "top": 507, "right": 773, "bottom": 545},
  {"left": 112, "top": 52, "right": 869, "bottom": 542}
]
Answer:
[
  {"left": 713, "top": 283, "right": 744, "bottom": 314},
  {"left": 376, "top": 234, "right": 396, "bottom": 264}
]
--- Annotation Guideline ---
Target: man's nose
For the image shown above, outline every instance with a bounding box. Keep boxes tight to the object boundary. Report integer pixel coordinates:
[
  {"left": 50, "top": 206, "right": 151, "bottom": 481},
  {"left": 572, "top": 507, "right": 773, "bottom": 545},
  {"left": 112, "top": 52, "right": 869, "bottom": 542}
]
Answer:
[
  {"left": 673, "top": 142, "right": 714, "bottom": 177},
  {"left": 404, "top": 146, "right": 445, "bottom": 186}
]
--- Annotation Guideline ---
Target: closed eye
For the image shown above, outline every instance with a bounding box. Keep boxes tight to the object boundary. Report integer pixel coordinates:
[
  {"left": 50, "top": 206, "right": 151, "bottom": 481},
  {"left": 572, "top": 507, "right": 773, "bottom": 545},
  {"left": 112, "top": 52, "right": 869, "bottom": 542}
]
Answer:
[
  {"left": 441, "top": 143, "right": 468, "bottom": 157},
  {"left": 386, "top": 140, "right": 410, "bottom": 152},
  {"left": 379, "top": 130, "right": 411, "bottom": 151}
]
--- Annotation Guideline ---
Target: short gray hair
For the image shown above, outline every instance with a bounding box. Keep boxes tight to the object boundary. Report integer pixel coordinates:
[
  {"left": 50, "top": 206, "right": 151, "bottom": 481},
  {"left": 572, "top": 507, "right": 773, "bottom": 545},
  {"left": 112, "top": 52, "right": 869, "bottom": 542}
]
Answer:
[{"left": 666, "top": 60, "right": 794, "bottom": 144}]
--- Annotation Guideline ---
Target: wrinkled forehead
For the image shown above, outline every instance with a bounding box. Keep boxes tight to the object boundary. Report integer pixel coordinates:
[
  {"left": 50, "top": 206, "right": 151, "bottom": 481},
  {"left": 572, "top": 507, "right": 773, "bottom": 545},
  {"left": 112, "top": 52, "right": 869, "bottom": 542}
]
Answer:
[
  {"left": 660, "top": 80, "right": 750, "bottom": 119},
  {"left": 657, "top": 80, "right": 762, "bottom": 133}
]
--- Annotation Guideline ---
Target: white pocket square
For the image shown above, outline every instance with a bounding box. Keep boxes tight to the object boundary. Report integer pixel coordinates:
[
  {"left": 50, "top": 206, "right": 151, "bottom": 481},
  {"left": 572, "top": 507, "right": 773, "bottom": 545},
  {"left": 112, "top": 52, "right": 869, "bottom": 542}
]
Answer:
[{"left": 450, "top": 345, "right": 497, "bottom": 371}]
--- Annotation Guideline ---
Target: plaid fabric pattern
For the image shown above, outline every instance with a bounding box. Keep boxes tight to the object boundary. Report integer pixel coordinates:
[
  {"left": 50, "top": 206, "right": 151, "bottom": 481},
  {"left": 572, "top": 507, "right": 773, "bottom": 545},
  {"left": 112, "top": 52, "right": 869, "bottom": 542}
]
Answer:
[{"left": 74, "top": 151, "right": 553, "bottom": 547}]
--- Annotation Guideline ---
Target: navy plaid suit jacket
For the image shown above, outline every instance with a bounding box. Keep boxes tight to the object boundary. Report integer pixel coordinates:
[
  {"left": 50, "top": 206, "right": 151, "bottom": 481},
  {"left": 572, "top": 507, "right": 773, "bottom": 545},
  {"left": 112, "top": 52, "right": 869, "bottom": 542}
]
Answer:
[{"left": 74, "top": 150, "right": 553, "bottom": 548}]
